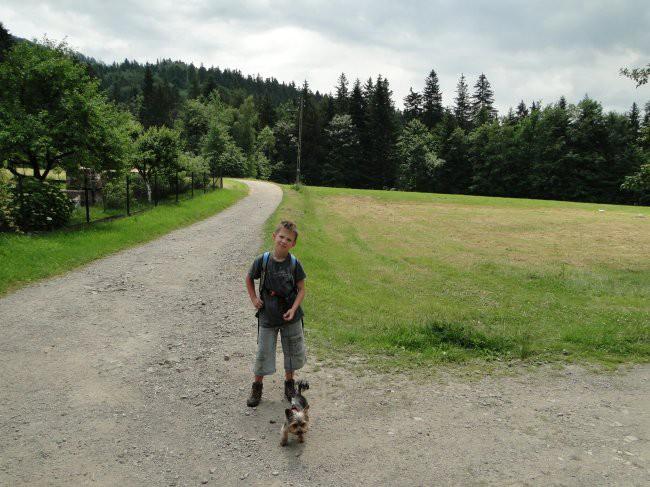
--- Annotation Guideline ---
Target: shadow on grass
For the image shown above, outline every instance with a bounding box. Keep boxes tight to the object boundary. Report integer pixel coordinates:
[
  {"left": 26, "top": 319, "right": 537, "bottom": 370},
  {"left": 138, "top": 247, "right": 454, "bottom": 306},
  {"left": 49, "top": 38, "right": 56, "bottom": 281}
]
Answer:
[{"left": 392, "top": 321, "right": 513, "bottom": 353}]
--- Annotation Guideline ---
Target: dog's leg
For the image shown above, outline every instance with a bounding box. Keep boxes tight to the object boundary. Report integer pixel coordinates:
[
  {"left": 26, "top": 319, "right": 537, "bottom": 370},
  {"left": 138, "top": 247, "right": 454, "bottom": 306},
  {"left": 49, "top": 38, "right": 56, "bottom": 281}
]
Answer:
[{"left": 280, "top": 425, "right": 288, "bottom": 447}]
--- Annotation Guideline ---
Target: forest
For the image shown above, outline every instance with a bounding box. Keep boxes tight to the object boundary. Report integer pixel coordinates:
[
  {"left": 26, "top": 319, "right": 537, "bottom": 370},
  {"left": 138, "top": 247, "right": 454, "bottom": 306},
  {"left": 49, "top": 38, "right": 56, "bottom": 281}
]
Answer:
[{"left": 1, "top": 21, "right": 649, "bottom": 228}]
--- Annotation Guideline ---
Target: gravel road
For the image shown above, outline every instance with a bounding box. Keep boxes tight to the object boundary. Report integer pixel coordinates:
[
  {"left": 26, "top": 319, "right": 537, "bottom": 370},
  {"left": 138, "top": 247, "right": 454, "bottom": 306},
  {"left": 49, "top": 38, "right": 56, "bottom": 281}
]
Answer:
[{"left": 1, "top": 180, "right": 648, "bottom": 486}]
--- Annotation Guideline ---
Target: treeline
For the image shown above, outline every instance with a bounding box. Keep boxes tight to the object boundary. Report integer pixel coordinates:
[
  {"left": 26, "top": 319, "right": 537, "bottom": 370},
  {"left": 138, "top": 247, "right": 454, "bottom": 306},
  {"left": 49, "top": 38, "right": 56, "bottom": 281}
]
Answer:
[
  {"left": 2, "top": 23, "right": 649, "bottom": 207},
  {"left": 88, "top": 50, "right": 650, "bottom": 205}
]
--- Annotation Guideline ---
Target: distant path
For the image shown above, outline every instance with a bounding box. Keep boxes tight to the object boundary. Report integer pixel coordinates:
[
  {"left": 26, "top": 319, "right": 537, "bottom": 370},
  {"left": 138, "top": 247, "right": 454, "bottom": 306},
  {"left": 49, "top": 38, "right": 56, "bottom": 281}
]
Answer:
[{"left": 1, "top": 180, "right": 648, "bottom": 486}]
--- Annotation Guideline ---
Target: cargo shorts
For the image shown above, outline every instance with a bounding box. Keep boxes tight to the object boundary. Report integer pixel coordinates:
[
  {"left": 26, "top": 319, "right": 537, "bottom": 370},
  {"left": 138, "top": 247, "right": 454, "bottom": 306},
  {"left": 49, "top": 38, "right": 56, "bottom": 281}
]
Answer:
[{"left": 253, "top": 318, "right": 306, "bottom": 376}]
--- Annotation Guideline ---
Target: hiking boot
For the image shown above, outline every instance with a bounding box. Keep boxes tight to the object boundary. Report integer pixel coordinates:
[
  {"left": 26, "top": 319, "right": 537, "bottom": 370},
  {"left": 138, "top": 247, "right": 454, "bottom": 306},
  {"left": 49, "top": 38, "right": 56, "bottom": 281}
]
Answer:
[
  {"left": 284, "top": 379, "right": 296, "bottom": 402},
  {"left": 246, "top": 382, "right": 263, "bottom": 407}
]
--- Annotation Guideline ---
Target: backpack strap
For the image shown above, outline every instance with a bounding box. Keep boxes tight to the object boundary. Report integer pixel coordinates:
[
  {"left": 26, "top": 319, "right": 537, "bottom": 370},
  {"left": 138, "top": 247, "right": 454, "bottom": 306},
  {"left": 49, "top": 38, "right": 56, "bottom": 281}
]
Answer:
[
  {"left": 259, "top": 251, "right": 271, "bottom": 297},
  {"left": 290, "top": 254, "right": 297, "bottom": 289}
]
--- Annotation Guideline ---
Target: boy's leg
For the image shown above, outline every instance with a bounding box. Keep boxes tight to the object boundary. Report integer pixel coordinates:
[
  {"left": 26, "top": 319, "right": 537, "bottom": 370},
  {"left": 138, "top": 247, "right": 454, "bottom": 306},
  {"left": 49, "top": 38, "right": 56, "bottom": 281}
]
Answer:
[
  {"left": 247, "top": 325, "right": 279, "bottom": 407},
  {"left": 280, "top": 320, "right": 306, "bottom": 401}
]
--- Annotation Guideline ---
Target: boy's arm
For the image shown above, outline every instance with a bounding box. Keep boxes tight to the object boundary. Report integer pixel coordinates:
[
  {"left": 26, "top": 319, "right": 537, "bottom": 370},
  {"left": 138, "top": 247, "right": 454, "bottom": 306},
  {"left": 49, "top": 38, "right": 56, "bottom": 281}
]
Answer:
[{"left": 245, "top": 275, "right": 263, "bottom": 309}]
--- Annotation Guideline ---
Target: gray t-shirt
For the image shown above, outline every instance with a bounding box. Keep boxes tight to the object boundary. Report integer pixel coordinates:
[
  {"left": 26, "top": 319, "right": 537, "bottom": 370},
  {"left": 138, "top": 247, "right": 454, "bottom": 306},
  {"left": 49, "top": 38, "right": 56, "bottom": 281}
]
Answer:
[{"left": 248, "top": 253, "right": 306, "bottom": 327}]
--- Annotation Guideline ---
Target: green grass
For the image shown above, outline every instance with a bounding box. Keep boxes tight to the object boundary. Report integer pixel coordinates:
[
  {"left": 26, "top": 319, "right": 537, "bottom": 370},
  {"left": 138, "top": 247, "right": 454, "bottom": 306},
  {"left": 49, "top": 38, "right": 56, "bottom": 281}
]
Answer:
[
  {"left": 0, "top": 179, "right": 248, "bottom": 295},
  {"left": 266, "top": 185, "right": 650, "bottom": 368}
]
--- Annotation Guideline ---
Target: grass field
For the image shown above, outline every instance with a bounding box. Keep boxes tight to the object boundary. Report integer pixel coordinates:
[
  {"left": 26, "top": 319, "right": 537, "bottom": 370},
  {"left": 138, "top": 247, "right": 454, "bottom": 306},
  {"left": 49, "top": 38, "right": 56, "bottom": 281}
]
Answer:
[
  {"left": 0, "top": 179, "right": 247, "bottom": 295},
  {"left": 267, "top": 185, "right": 650, "bottom": 367}
]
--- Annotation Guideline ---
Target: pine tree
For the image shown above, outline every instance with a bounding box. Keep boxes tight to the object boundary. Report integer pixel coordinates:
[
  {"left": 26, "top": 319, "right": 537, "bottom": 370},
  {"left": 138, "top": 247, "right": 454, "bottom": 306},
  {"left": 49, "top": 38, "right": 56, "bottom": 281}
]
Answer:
[
  {"left": 323, "top": 114, "right": 360, "bottom": 187},
  {"left": 348, "top": 79, "right": 367, "bottom": 187},
  {"left": 643, "top": 101, "right": 650, "bottom": 127},
  {"left": 403, "top": 88, "right": 423, "bottom": 122},
  {"left": 0, "top": 22, "right": 14, "bottom": 62},
  {"left": 188, "top": 72, "right": 201, "bottom": 99},
  {"left": 258, "top": 93, "right": 276, "bottom": 128},
  {"left": 335, "top": 73, "right": 349, "bottom": 115},
  {"left": 298, "top": 81, "right": 325, "bottom": 185},
  {"left": 471, "top": 73, "right": 497, "bottom": 126},
  {"left": 516, "top": 100, "right": 529, "bottom": 119},
  {"left": 629, "top": 102, "right": 641, "bottom": 135},
  {"left": 453, "top": 74, "right": 472, "bottom": 130},
  {"left": 367, "top": 75, "right": 397, "bottom": 189},
  {"left": 558, "top": 96, "right": 567, "bottom": 110},
  {"left": 422, "top": 69, "right": 443, "bottom": 129},
  {"left": 140, "top": 65, "right": 155, "bottom": 127}
]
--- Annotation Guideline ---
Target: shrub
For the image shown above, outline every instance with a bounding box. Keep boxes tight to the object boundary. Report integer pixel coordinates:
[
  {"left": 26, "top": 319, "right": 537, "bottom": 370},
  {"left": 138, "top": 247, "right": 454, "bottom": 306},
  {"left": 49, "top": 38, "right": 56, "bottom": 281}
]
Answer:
[
  {"left": 0, "top": 180, "right": 19, "bottom": 231},
  {"left": 102, "top": 177, "right": 126, "bottom": 209},
  {"left": 11, "top": 179, "right": 75, "bottom": 231}
]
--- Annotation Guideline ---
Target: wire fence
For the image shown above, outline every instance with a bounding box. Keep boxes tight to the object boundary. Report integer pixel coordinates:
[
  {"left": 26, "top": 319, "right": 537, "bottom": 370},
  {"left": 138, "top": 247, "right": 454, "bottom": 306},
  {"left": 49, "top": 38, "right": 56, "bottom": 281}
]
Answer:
[{"left": 8, "top": 170, "right": 223, "bottom": 229}]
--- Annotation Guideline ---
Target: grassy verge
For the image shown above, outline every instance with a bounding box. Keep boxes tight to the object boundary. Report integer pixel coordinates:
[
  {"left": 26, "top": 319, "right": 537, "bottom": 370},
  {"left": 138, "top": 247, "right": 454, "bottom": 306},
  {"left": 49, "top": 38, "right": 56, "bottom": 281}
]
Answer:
[
  {"left": 267, "top": 185, "right": 650, "bottom": 368},
  {"left": 0, "top": 179, "right": 248, "bottom": 295}
]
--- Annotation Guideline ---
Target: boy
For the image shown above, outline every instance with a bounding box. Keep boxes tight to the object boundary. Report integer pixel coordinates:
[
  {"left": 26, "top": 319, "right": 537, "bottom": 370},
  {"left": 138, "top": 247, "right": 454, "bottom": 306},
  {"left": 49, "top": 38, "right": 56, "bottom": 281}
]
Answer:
[{"left": 245, "top": 220, "right": 307, "bottom": 407}]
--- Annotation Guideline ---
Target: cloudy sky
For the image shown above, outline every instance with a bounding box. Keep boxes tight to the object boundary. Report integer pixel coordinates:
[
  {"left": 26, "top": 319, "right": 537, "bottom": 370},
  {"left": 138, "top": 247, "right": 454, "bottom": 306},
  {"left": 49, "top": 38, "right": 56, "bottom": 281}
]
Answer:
[{"left": 2, "top": 0, "right": 649, "bottom": 114}]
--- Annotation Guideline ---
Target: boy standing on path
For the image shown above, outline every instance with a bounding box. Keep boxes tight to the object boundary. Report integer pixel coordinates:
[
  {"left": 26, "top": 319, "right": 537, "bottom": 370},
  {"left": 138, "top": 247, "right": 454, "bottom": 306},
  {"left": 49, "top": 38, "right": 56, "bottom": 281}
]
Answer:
[{"left": 245, "top": 220, "right": 307, "bottom": 407}]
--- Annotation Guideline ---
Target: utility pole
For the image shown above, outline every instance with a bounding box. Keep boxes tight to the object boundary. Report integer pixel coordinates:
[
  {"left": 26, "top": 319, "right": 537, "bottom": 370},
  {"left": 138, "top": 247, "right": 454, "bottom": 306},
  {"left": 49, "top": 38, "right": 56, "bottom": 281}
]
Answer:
[{"left": 296, "top": 90, "right": 303, "bottom": 185}]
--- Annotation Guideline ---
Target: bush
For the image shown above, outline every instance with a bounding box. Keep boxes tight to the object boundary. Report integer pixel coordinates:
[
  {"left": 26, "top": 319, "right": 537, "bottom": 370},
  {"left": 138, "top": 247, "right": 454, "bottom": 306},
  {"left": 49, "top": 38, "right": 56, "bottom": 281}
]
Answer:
[
  {"left": 0, "top": 180, "right": 19, "bottom": 231},
  {"left": 11, "top": 179, "right": 75, "bottom": 231},
  {"left": 102, "top": 177, "right": 127, "bottom": 209}
]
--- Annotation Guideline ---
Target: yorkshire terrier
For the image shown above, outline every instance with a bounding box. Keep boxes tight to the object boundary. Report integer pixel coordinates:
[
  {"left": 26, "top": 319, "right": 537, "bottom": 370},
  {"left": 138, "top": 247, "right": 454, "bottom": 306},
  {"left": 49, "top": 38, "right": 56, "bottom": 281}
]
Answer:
[{"left": 280, "top": 380, "right": 310, "bottom": 446}]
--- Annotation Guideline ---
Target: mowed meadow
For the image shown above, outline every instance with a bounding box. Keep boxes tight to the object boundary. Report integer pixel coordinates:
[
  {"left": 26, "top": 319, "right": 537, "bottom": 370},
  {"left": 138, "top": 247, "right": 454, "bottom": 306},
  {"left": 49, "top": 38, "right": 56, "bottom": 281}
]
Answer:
[{"left": 271, "top": 185, "right": 650, "bottom": 366}]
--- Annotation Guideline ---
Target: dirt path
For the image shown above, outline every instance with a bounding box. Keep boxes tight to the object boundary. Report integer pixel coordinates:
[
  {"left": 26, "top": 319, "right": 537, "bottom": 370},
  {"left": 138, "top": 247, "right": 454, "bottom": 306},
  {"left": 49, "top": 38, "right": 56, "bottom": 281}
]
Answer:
[{"left": 1, "top": 180, "right": 648, "bottom": 486}]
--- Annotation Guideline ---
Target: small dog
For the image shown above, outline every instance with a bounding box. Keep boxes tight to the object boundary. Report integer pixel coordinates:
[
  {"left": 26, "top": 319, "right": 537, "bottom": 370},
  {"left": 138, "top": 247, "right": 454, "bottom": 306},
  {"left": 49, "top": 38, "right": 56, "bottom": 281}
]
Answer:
[{"left": 280, "top": 380, "right": 310, "bottom": 446}]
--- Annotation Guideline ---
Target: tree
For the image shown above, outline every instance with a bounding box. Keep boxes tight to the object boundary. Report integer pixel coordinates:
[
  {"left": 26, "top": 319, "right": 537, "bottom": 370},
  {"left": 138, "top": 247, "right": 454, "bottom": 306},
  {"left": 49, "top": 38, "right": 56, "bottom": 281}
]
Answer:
[
  {"left": 422, "top": 69, "right": 443, "bottom": 129},
  {"left": 230, "top": 95, "right": 258, "bottom": 156},
  {"left": 322, "top": 114, "right": 360, "bottom": 187},
  {"left": 0, "top": 40, "right": 134, "bottom": 181},
  {"left": 367, "top": 75, "right": 398, "bottom": 188},
  {"left": 334, "top": 73, "right": 349, "bottom": 115},
  {"left": 516, "top": 100, "right": 529, "bottom": 119},
  {"left": 620, "top": 63, "right": 650, "bottom": 87},
  {"left": 134, "top": 126, "right": 181, "bottom": 201},
  {"left": 0, "top": 22, "right": 14, "bottom": 62},
  {"left": 471, "top": 73, "right": 497, "bottom": 126},
  {"left": 139, "top": 65, "right": 155, "bottom": 127},
  {"left": 403, "top": 88, "right": 423, "bottom": 123},
  {"left": 630, "top": 102, "right": 641, "bottom": 136},
  {"left": 254, "top": 126, "right": 275, "bottom": 180},
  {"left": 396, "top": 119, "right": 442, "bottom": 192},
  {"left": 453, "top": 74, "right": 472, "bottom": 130},
  {"left": 175, "top": 98, "right": 210, "bottom": 155},
  {"left": 433, "top": 110, "right": 472, "bottom": 194}
]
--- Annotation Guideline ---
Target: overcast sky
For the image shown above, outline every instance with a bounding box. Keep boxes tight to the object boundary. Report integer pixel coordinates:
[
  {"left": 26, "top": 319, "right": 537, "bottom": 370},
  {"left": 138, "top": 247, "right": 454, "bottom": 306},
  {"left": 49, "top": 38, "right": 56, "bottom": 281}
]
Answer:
[{"left": 2, "top": 1, "right": 649, "bottom": 114}]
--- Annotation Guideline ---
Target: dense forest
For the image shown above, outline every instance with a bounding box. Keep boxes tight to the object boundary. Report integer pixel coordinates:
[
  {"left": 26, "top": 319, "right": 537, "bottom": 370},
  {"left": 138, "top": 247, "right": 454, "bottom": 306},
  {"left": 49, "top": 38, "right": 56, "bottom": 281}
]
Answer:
[{"left": 2, "top": 23, "right": 649, "bottom": 207}]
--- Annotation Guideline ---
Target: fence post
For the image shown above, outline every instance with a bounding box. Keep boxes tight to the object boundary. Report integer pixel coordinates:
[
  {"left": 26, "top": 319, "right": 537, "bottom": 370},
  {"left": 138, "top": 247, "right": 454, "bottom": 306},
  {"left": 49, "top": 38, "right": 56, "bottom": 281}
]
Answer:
[
  {"left": 191, "top": 172, "right": 194, "bottom": 198},
  {"left": 90, "top": 173, "right": 96, "bottom": 205},
  {"left": 126, "top": 174, "right": 130, "bottom": 216},
  {"left": 84, "top": 172, "right": 90, "bottom": 223},
  {"left": 175, "top": 172, "right": 179, "bottom": 203}
]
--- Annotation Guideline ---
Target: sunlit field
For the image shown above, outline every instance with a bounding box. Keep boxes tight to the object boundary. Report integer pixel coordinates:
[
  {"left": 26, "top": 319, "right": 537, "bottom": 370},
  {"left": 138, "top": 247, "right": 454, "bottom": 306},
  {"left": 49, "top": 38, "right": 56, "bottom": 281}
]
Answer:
[{"left": 269, "top": 185, "right": 650, "bottom": 366}]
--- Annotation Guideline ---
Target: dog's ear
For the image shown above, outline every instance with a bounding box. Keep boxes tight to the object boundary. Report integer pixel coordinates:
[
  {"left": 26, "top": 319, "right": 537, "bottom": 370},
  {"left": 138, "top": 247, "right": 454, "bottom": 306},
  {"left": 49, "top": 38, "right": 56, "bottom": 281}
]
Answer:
[{"left": 285, "top": 408, "right": 293, "bottom": 420}]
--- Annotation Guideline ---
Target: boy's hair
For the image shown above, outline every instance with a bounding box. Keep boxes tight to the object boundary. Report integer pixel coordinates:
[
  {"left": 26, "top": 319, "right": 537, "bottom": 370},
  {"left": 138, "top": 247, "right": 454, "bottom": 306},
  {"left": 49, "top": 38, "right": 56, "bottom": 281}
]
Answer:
[{"left": 275, "top": 220, "right": 299, "bottom": 242}]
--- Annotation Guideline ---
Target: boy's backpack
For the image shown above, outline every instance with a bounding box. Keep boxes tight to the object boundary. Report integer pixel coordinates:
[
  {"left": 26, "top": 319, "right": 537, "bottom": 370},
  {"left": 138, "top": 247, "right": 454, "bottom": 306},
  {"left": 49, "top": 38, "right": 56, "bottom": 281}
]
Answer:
[{"left": 259, "top": 251, "right": 297, "bottom": 297}]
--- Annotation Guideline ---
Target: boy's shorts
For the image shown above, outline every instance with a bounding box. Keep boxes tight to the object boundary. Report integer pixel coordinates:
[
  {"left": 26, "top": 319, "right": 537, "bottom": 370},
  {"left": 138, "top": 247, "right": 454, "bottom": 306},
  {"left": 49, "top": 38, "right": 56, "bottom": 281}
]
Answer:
[{"left": 253, "top": 319, "right": 306, "bottom": 376}]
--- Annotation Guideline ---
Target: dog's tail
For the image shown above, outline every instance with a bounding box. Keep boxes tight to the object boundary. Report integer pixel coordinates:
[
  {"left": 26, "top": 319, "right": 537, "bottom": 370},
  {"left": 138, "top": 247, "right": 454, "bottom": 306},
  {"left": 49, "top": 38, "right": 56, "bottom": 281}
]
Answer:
[{"left": 297, "top": 380, "right": 310, "bottom": 394}]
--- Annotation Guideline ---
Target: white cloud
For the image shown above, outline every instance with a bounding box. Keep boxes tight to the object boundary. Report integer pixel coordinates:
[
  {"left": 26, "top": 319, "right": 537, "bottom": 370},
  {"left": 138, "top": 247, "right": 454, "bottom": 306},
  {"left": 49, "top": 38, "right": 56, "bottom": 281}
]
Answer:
[{"left": 1, "top": 0, "right": 648, "bottom": 113}]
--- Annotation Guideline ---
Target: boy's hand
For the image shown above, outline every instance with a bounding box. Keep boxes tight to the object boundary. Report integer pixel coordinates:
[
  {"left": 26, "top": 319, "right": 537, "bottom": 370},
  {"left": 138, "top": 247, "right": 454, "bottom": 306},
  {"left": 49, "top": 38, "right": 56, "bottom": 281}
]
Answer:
[
  {"left": 283, "top": 308, "right": 296, "bottom": 321},
  {"left": 251, "top": 297, "right": 263, "bottom": 309}
]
